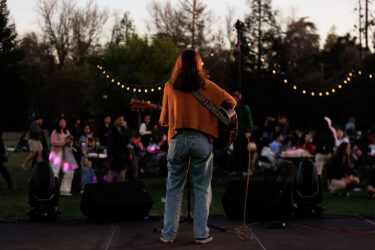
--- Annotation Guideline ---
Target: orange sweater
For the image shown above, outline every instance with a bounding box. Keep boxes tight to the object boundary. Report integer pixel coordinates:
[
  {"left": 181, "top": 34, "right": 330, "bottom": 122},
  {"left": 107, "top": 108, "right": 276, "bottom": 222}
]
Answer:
[{"left": 159, "top": 80, "right": 237, "bottom": 144}]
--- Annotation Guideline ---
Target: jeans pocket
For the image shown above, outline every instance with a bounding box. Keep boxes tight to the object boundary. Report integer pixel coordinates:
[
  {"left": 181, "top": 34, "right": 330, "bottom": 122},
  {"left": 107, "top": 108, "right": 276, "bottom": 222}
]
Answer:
[{"left": 192, "top": 135, "right": 212, "bottom": 159}]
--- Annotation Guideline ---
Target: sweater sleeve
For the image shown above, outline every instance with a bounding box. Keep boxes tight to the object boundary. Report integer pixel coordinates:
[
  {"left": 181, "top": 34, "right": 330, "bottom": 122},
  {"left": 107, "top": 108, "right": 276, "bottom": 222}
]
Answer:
[
  {"left": 159, "top": 84, "right": 169, "bottom": 127},
  {"left": 221, "top": 90, "right": 237, "bottom": 109}
]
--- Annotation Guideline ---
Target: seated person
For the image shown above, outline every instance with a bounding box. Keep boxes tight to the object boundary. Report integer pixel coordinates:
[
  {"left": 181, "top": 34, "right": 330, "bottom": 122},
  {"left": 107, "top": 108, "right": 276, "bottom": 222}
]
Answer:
[
  {"left": 258, "top": 138, "right": 277, "bottom": 171},
  {"left": 14, "top": 132, "right": 29, "bottom": 152},
  {"left": 326, "top": 142, "right": 360, "bottom": 195},
  {"left": 297, "top": 132, "right": 316, "bottom": 154},
  {"left": 270, "top": 132, "right": 283, "bottom": 155}
]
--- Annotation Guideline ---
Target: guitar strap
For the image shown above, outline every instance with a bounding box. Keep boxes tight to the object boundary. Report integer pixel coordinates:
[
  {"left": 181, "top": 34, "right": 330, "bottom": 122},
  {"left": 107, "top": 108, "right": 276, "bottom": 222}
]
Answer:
[{"left": 192, "top": 91, "right": 230, "bottom": 126}]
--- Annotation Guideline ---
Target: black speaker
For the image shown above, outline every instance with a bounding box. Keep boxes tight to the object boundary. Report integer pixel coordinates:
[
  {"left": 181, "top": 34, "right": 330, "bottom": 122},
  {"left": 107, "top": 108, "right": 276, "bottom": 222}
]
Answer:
[
  {"left": 81, "top": 181, "right": 153, "bottom": 221},
  {"left": 222, "top": 180, "right": 292, "bottom": 220}
]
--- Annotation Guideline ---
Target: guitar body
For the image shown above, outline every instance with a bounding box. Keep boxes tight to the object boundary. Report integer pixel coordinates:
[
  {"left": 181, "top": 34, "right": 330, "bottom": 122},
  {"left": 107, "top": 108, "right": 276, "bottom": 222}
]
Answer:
[
  {"left": 130, "top": 100, "right": 238, "bottom": 149},
  {"left": 214, "top": 107, "right": 238, "bottom": 149}
]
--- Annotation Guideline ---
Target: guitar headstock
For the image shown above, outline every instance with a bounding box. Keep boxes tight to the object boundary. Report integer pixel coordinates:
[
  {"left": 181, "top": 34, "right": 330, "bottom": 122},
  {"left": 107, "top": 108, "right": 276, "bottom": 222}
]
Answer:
[{"left": 129, "top": 100, "right": 160, "bottom": 110}]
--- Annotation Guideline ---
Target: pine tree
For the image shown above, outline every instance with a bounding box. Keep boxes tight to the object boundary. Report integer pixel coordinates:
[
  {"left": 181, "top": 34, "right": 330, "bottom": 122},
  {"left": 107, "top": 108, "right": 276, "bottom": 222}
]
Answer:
[
  {"left": 0, "top": 0, "right": 22, "bottom": 68},
  {"left": 241, "top": 0, "right": 283, "bottom": 75}
]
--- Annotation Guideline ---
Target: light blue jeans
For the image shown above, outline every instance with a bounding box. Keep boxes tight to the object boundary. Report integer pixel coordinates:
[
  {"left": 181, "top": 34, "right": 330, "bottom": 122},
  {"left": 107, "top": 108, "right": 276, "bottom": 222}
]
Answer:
[
  {"left": 162, "top": 129, "right": 213, "bottom": 240},
  {"left": 81, "top": 166, "right": 95, "bottom": 191}
]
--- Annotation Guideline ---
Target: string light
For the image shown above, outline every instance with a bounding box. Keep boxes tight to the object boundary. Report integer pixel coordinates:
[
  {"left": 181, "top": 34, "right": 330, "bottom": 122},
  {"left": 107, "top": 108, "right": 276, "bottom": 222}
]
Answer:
[
  {"left": 344, "top": 80, "right": 347, "bottom": 84},
  {"left": 358, "top": 70, "right": 362, "bottom": 75},
  {"left": 325, "top": 91, "right": 329, "bottom": 96},
  {"left": 126, "top": 87, "right": 130, "bottom": 91},
  {"left": 272, "top": 70, "right": 276, "bottom": 74},
  {"left": 338, "top": 84, "right": 342, "bottom": 89},
  {"left": 121, "top": 85, "right": 124, "bottom": 89},
  {"left": 248, "top": 42, "right": 252, "bottom": 47},
  {"left": 302, "top": 90, "right": 306, "bottom": 94},
  {"left": 138, "top": 89, "right": 141, "bottom": 93},
  {"left": 133, "top": 88, "right": 136, "bottom": 92},
  {"left": 145, "top": 89, "right": 148, "bottom": 93},
  {"left": 117, "top": 82, "right": 120, "bottom": 86},
  {"left": 347, "top": 77, "right": 351, "bottom": 81},
  {"left": 106, "top": 75, "right": 110, "bottom": 79},
  {"left": 331, "top": 89, "right": 336, "bottom": 93},
  {"left": 158, "top": 86, "right": 162, "bottom": 91},
  {"left": 284, "top": 79, "right": 288, "bottom": 84},
  {"left": 293, "top": 85, "right": 297, "bottom": 90},
  {"left": 370, "top": 74, "right": 373, "bottom": 79},
  {"left": 111, "top": 79, "right": 115, "bottom": 83},
  {"left": 261, "top": 58, "right": 265, "bottom": 62},
  {"left": 311, "top": 92, "right": 315, "bottom": 96},
  {"left": 349, "top": 72, "right": 353, "bottom": 77},
  {"left": 210, "top": 50, "right": 214, "bottom": 57},
  {"left": 102, "top": 71, "right": 106, "bottom": 74},
  {"left": 319, "top": 92, "right": 323, "bottom": 97},
  {"left": 151, "top": 88, "right": 155, "bottom": 92}
]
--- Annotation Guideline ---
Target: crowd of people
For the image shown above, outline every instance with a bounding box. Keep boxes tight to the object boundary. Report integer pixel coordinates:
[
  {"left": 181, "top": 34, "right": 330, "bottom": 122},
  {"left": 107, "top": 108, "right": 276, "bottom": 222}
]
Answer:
[
  {"left": 252, "top": 115, "right": 375, "bottom": 198},
  {"left": 0, "top": 110, "right": 375, "bottom": 200}
]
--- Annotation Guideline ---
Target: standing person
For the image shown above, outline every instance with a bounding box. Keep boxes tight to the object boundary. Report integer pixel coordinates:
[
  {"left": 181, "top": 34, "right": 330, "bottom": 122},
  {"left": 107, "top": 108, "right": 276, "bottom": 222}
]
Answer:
[
  {"left": 69, "top": 117, "right": 81, "bottom": 141},
  {"left": 107, "top": 114, "right": 131, "bottom": 182},
  {"left": 139, "top": 115, "right": 153, "bottom": 147},
  {"left": 49, "top": 117, "right": 73, "bottom": 196},
  {"left": 21, "top": 116, "right": 44, "bottom": 170},
  {"left": 345, "top": 116, "right": 356, "bottom": 141},
  {"left": 0, "top": 132, "right": 12, "bottom": 189},
  {"left": 231, "top": 91, "right": 253, "bottom": 176},
  {"left": 159, "top": 49, "right": 236, "bottom": 244},
  {"left": 314, "top": 118, "right": 335, "bottom": 175},
  {"left": 78, "top": 124, "right": 95, "bottom": 154},
  {"left": 98, "top": 115, "right": 112, "bottom": 148}
]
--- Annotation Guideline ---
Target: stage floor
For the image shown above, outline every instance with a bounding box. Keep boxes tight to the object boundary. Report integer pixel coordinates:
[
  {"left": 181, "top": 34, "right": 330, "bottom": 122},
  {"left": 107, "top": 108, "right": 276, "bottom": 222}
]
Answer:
[{"left": 0, "top": 215, "right": 374, "bottom": 249}]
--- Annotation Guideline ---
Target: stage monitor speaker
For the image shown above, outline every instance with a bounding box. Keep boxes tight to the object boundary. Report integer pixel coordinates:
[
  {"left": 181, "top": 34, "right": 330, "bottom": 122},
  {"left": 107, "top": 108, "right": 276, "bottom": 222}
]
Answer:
[
  {"left": 222, "top": 180, "right": 292, "bottom": 220},
  {"left": 81, "top": 181, "right": 153, "bottom": 221}
]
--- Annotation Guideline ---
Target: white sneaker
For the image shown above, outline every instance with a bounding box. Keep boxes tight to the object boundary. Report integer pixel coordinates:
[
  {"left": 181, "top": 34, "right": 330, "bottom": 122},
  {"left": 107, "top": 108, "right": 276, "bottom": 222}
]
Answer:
[{"left": 60, "top": 192, "right": 73, "bottom": 197}]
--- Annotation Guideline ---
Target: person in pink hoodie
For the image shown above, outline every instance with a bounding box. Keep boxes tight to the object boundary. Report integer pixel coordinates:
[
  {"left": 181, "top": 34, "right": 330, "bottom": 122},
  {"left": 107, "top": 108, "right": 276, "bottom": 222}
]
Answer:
[{"left": 49, "top": 117, "right": 73, "bottom": 196}]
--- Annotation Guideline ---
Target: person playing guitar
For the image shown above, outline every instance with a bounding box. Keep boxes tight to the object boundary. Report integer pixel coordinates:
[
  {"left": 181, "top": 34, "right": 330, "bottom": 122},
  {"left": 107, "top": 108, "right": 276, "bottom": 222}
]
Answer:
[{"left": 158, "top": 49, "right": 236, "bottom": 244}]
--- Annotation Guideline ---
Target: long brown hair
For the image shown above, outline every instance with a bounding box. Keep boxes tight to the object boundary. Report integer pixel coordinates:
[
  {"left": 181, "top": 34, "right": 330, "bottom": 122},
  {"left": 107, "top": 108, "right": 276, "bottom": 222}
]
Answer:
[
  {"left": 169, "top": 49, "right": 206, "bottom": 92},
  {"left": 330, "top": 142, "right": 351, "bottom": 169}
]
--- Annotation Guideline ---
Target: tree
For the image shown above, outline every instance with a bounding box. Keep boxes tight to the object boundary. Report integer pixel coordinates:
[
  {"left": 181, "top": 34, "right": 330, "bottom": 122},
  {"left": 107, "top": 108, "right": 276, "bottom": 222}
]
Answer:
[
  {"left": 71, "top": 0, "right": 108, "bottom": 65},
  {"left": 110, "top": 11, "right": 135, "bottom": 46},
  {"left": 323, "top": 26, "right": 338, "bottom": 52},
  {"left": 284, "top": 17, "right": 320, "bottom": 73},
  {"left": 179, "top": 0, "right": 212, "bottom": 50},
  {"left": 148, "top": 0, "right": 188, "bottom": 47},
  {"left": 38, "top": 0, "right": 108, "bottom": 67},
  {"left": 0, "top": 0, "right": 27, "bottom": 131},
  {"left": 242, "top": 0, "right": 283, "bottom": 74},
  {"left": 0, "top": 0, "right": 23, "bottom": 68},
  {"left": 148, "top": 0, "right": 212, "bottom": 51}
]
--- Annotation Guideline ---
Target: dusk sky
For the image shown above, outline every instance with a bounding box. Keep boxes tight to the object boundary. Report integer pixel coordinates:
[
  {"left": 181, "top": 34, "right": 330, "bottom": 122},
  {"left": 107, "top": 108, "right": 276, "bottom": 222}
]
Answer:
[{"left": 8, "top": 0, "right": 358, "bottom": 45}]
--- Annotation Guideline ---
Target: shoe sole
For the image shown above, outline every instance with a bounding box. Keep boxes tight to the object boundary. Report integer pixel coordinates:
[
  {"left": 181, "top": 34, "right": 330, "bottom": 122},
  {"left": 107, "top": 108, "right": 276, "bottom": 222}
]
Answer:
[
  {"left": 195, "top": 237, "right": 213, "bottom": 244},
  {"left": 160, "top": 237, "right": 173, "bottom": 244}
]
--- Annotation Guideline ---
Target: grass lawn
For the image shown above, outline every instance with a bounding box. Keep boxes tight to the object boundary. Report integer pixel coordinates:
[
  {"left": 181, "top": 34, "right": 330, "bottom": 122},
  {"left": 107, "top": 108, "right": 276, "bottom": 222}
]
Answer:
[{"left": 1, "top": 146, "right": 374, "bottom": 218}]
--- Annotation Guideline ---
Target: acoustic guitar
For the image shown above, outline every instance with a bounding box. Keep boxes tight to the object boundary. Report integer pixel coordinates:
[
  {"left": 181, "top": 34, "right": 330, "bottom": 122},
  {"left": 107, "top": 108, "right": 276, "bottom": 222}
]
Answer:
[{"left": 130, "top": 100, "right": 238, "bottom": 149}]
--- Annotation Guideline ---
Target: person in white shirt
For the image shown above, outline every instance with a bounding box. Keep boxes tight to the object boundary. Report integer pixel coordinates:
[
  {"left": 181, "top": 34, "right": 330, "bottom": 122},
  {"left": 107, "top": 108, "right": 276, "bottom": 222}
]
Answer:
[{"left": 139, "top": 115, "right": 152, "bottom": 147}]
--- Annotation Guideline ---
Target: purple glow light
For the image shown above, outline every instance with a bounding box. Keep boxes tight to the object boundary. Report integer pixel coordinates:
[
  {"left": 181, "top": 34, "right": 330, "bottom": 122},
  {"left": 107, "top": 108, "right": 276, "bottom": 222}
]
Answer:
[
  {"left": 94, "top": 176, "right": 98, "bottom": 183},
  {"left": 237, "top": 44, "right": 240, "bottom": 52},
  {"left": 63, "top": 162, "right": 70, "bottom": 172},
  {"left": 49, "top": 151, "right": 55, "bottom": 161},
  {"left": 53, "top": 156, "right": 61, "bottom": 166}
]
